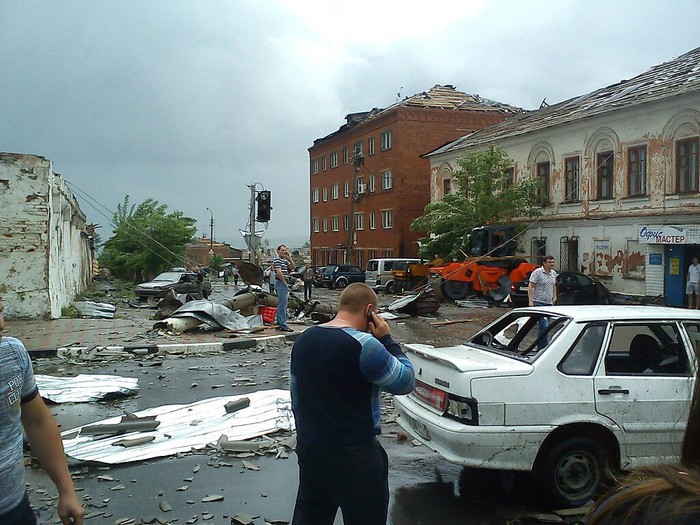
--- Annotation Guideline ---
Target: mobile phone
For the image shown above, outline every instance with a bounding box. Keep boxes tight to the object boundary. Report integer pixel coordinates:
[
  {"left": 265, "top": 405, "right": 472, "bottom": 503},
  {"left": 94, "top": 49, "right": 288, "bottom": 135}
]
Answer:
[{"left": 367, "top": 307, "right": 373, "bottom": 322}]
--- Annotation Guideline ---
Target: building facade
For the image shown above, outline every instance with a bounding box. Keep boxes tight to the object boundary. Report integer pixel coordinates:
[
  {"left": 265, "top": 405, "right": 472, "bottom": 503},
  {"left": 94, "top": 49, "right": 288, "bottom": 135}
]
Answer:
[
  {"left": 0, "top": 153, "right": 93, "bottom": 318},
  {"left": 308, "top": 85, "right": 520, "bottom": 269},
  {"left": 187, "top": 237, "right": 243, "bottom": 266},
  {"left": 427, "top": 48, "right": 700, "bottom": 306}
]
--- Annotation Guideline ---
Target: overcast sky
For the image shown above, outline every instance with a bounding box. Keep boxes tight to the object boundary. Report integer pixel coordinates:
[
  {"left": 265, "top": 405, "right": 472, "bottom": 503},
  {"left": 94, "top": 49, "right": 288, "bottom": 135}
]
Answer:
[{"left": 1, "top": 1, "right": 698, "bottom": 250}]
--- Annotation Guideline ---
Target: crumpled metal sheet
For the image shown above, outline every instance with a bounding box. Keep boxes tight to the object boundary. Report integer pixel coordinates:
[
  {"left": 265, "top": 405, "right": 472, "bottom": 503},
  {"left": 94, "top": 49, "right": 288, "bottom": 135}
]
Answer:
[
  {"left": 35, "top": 374, "right": 139, "bottom": 403},
  {"left": 73, "top": 301, "right": 117, "bottom": 319},
  {"left": 61, "top": 389, "right": 294, "bottom": 464},
  {"left": 155, "top": 299, "right": 250, "bottom": 331}
]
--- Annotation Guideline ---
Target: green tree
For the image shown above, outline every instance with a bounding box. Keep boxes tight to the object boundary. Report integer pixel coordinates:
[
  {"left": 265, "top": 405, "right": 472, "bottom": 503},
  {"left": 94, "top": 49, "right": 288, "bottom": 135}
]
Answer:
[
  {"left": 208, "top": 253, "right": 224, "bottom": 272},
  {"left": 411, "top": 144, "right": 540, "bottom": 260},
  {"left": 100, "top": 196, "right": 197, "bottom": 281}
]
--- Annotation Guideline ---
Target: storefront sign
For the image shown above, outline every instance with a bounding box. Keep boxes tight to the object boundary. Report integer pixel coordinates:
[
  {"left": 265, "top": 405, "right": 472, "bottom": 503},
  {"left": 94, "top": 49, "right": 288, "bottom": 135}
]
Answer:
[{"left": 638, "top": 225, "right": 690, "bottom": 244}]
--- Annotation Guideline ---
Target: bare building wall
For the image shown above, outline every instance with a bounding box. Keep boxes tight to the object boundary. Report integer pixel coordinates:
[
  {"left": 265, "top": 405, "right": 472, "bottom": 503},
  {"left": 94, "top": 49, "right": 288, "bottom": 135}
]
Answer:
[{"left": 0, "top": 153, "right": 92, "bottom": 319}]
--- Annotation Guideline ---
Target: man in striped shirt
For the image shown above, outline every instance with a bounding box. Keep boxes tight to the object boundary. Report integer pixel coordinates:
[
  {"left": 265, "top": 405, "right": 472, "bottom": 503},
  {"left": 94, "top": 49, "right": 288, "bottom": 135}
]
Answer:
[
  {"left": 290, "top": 283, "right": 415, "bottom": 524},
  {"left": 273, "top": 244, "right": 296, "bottom": 331}
]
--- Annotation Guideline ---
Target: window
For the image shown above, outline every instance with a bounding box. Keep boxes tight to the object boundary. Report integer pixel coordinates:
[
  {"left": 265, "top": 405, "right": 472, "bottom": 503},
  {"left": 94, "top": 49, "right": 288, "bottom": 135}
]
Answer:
[
  {"left": 560, "top": 236, "right": 579, "bottom": 272},
  {"left": 368, "top": 250, "right": 377, "bottom": 260},
  {"left": 331, "top": 215, "right": 339, "bottom": 231},
  {"left": 322, "top": 156, "right": 327, "bottom": 171},
  {"left": 369, "top": 212, "right": 376, "bottom": 229},
  {"left": 604, "top": 323, "right": 688, "bottom": 376},
  {"left": 536, "top": 162, "right": 550, "bottom": 205},
  {"left": 355, "top": 212, "right": 364, "bottom": 230},
  {"left": 331, "top": 183, "right": 339, "bottom": 200},
  {"left": 381, "top": 209, "right": 393, "bottom": 229},
  {"left": 343, "top": 147, "right": 349, "bottom": 164},
  {"left": 597, "top": 151, "right": 614, "bottom": 199},
  {"left": 564, "top": 156, "right": 580, "bottom": 202},
  {"left": 381, "top": 130, "right": 392, "bottom": 151},
  {"left": 343, "top": 215, "right": 349, "bottom": 231},
  {"left": 504, "top": 167, "right": 514, "bottom": 190},
  {"left": 312, "top": 218, "right": 320, "bottom": 232},
  {"left": 677, "top": 138, "right": 699, "bottom": 193},
  {"left": 322, "top": 218, "right": 328, "bottom": 232},
  {"left": 322, "top": 187, "right": 328, "bottom": 201},
  {"left": 368, "top": 174, "right": 376, "bottom": 192},
  {"left": 381, "top": 170, "right": 393, "bottom": 190},
  {"left": 353, "top": 141, "right": 363, "bottom": 158},
  {"left": 368, "top": 137, "right": 375, "bottom": 156},
  {"left": 558, "top": 323, "right": 605, "bottom": 375},
  {"left": 442, "top": 178, "right": 451, "bottom": 197},
  {"left": 330, "top": 151, "right": 339, "bottom": 168},
  {"left": 531, "top": 237, "right": 547, "bottom": 264},
  {"left": 312, "top": 159, "right": 319, "bottom": 174},
  {"left": 344, "top": 181, "right": 349, "bottom": 198},
  {"left": 312, "top": 188, "right": 319, "bottom": 203},
  {"left": 628, "top": 146, "right": 647, "bottom": 196}
]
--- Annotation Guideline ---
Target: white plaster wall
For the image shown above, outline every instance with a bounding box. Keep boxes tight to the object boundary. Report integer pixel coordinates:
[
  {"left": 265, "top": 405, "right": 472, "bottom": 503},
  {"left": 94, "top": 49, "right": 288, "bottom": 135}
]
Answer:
[
  {"left": 428, "top": 91, "right": 700, "bottom": 298},
  {"left": 0, "top": 153, "right": 91, "bottom": 318}
]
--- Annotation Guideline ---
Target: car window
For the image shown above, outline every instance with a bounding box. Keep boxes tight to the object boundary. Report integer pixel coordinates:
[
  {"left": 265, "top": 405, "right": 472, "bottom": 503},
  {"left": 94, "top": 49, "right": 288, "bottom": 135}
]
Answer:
[
  {"left": 350, "top": 266, "right": 361, "bottom": 272},
  {"left": 367, "top": 261, "right": 378, "bottom": 271},
  {"left": 383, "top": 261, "right": 394, "bottom": 271},
  {"left": 559, "top": 323, "right": 606, "bottom": 375},
  {"left": 604, "top": 322, "right": 690, "bottom": 376},
  {"left": 469, "top": 312, "right": 570, "bottom": 360},
  {"left": 683, "top": 323, "right": 700, "bottom": 356}
]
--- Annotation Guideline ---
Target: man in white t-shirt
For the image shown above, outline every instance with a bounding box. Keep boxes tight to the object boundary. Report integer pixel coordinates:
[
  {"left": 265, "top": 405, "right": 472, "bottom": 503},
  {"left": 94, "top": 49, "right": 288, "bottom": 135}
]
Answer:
[{"left": 686, "top": 257, "right": 700, "bottom": 309}]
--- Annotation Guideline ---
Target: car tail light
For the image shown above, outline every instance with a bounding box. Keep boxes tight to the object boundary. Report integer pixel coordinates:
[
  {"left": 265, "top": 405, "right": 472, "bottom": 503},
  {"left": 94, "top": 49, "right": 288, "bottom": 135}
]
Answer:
[
  {"left": 445, "top": 396, "right": 479, "bottom": 425},
  {"left": 413, "top": 380, "right": 448, "bottom": 412}
]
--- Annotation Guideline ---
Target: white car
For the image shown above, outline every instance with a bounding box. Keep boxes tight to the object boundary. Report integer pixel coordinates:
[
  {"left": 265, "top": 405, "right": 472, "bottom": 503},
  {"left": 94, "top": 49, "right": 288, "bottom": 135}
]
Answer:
[{"left": 394, "top": 305, "right": 700, "bottom": 508}]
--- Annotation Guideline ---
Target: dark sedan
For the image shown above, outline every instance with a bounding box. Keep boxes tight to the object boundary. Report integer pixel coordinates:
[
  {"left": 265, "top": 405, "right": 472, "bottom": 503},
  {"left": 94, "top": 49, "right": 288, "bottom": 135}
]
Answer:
[{"left": 509, "top": 271, "right": 612, "bottom": 306}]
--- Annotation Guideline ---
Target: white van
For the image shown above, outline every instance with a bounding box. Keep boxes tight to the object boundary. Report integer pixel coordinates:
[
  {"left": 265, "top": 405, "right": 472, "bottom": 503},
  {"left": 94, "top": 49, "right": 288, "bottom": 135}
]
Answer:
[{"left": 365, "top": 258, "right": 423, "bottom": 293}]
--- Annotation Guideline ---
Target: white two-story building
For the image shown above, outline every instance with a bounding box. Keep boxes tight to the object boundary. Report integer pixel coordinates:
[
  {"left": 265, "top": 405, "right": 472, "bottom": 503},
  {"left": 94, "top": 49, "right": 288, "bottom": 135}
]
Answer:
[{"left": 427, "top": 47, "right": 700, "bottom": 306}]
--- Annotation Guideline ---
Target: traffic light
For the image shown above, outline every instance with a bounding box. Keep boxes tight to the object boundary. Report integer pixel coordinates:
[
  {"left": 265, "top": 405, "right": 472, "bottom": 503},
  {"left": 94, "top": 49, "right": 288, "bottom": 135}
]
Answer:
[{"left": 256, "top": 190, "right": 271, "bottom": 222}]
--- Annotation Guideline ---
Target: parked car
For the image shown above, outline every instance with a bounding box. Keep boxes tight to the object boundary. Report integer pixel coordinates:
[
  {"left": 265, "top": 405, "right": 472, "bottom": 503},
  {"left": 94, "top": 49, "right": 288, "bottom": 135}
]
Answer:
[
  {"left": 319, "top": 264, "right": 365, "bottom": 289},
  {"left": 509, "top": 270, "right": 612, "bottom": 306},
  {"left": 394, "top": 305, "right": 700, "bottom": 507},
  {"left": 313, "top": 266, "right": 327, "bottom": 287},
  {"left": 365, "top": 257, "right": 423, "bottom": 293},
  {"left": 135, "top": 271, "right": 212, "bottom": 299}
]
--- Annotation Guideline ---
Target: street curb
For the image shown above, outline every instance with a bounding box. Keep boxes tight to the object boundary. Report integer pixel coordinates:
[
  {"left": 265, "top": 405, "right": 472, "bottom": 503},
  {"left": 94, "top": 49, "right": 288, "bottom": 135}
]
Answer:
[{"left": 29, "top": 331, "right": 302, "bottom": 359}]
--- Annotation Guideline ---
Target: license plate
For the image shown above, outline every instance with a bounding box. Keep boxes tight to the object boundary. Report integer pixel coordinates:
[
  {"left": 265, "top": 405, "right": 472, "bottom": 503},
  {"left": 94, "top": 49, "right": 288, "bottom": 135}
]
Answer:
[
  {"left": 404, "top": 413, "right": 431, "bottom": 441},
  {"left": 519, "top": 286, "right": 528, "bottom": 292}
]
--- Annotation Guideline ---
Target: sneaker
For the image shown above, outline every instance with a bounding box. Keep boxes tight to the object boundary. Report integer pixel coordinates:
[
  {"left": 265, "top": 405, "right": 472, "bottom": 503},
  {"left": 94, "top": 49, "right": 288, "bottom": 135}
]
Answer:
[{"left": 277, "top": 326, "right": 294, "bottom": 332}]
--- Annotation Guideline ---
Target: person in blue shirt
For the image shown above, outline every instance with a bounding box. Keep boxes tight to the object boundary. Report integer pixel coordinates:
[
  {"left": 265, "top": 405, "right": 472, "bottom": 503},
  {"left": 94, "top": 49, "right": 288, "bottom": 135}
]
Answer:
[{"left": 290, "top": 283, "right": 415, "bottom": 525}]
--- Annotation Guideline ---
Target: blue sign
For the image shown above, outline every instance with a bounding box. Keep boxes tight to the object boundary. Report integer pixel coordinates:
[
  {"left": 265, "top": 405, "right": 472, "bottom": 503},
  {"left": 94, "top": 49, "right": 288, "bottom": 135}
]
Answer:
[{"left": 649, "top": 253, "right": 662, "bottom": 265}]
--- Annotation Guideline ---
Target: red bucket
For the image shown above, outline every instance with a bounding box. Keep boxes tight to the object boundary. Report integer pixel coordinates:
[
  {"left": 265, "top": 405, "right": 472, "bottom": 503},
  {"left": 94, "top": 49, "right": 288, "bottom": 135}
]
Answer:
[{"left": 260, "top": 306, "right": 277, "bottom": 324}]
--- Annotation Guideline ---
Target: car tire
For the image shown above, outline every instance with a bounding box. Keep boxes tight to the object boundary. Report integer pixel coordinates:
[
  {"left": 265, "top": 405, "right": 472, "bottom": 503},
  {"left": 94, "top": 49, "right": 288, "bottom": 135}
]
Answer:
[
  {"left": 537, "top": 436, "right": 607, "bottom": 508},
  {"left": 442, "top": 280, "right": 470, "bottom": 300},
  {"left": 385, "top": 281, "right": 394, "bottom": 294},
  {"left": 335, "top": 277, "right": 348, "bottom": 288}
]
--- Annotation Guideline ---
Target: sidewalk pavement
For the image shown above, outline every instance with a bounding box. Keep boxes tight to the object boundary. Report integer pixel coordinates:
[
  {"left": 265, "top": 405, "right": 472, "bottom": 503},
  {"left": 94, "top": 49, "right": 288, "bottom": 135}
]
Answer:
[{"left": 4, "top": 314, "right": 302, "bottom": 358}]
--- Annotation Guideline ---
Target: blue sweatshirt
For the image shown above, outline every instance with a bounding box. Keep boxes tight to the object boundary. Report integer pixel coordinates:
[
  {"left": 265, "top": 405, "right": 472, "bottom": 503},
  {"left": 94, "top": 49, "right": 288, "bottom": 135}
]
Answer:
[{"left": 290, "top": 325, "right": 415, "bottom": 446}]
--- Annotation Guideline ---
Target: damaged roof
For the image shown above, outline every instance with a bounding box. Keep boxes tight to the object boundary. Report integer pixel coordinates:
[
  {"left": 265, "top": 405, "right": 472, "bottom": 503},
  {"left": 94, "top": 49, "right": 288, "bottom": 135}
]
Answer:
[
  {"left": 429, "top": 46, "right": 700, "bottom": 156},
  {"left": 312, "top": 85, "right": 522, "bottom": 145}
]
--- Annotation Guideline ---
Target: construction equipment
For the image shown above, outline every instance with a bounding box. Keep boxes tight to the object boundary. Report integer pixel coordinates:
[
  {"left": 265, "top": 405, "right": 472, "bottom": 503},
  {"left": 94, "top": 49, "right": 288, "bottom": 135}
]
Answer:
[
  {"left": 391, "top": 259, "right": 441, "bottom": 293},
  {"left": 428, "top": 225, "right": 538, "bottom": 301}
]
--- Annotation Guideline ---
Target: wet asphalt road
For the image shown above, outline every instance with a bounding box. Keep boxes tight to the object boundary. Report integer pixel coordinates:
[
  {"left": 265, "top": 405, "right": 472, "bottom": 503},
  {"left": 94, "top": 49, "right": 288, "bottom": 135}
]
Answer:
[{"left": 25, "top": 283, "right": 544, "bottom": 525}]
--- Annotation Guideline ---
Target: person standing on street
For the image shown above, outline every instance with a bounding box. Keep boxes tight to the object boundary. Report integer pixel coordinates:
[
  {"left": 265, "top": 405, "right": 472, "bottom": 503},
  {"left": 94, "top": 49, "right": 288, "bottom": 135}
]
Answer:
[
  {"left": 528, "top": 255, "right": 558, "bottom": 348},
  {"left": 302, "top": 265, "right": 315, "bottom": 302},
  {"left": 686, "top": 256, "right": 700, "bottom": 309},
  {"left": 232, "top": 265, "right": 240, "bottom": 287},
  {"left": 273, "top": 245, "right": 296, "bottom": 332},
  {"left": 290, "top": 283, "right": 415, "bottom": 525},
  {"left": 0, "top": 300, "right": 84, "bottom": 525}
]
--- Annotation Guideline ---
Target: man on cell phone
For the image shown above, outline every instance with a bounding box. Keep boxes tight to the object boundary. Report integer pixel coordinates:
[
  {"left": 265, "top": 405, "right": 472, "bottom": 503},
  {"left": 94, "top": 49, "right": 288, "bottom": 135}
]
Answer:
[{"left": 289, "top": 283, "right": 415, "bottom": 525}]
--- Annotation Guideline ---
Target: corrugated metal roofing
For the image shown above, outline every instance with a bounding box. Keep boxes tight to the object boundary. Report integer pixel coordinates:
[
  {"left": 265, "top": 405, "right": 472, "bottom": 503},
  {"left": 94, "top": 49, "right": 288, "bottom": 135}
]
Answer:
[{"left": 429, "top": 46, "right": 700, "bottom": 156}]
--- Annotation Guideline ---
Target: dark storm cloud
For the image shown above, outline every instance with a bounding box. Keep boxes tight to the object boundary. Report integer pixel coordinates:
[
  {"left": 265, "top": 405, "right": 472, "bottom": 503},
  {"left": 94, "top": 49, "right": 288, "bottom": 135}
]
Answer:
[{"left": 1, "top": 0, "right": 698, "bottom": 249}]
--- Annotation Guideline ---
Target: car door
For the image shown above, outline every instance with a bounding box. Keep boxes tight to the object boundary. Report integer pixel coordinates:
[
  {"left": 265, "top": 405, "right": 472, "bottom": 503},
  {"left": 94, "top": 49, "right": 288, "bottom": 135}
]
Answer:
[{"left": 594, "top": 321, "right": 693, "bottom": 464}]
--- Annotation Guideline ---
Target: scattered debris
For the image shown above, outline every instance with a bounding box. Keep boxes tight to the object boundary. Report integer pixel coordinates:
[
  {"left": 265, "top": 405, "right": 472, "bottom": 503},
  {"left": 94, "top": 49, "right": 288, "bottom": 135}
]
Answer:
[
  {"left": 455, "top": 298, "right": 490, "bottom": 308},
  {"left": 73, "top": 300, "right": 117, "bottom": 319},
  {"left": 429, "top": 318, "right": 473, "bottom": 327},
  {"left": 387, "top": 288, "right": 440, "bottom": 316},
  {"left": 61, "top": 389, "right": 294, "bottom": 464},
  {"left": 35, "top": 374, "right": 139, "bottom": 403}
]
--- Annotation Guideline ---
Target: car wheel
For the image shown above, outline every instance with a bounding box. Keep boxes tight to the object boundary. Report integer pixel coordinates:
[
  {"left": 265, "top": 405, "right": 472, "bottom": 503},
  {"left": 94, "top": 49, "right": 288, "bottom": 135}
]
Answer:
[
  {"left": 442, "top": 280, "right": 470, "bottom": 300},
  {"left": 335, "top": 277, "right": 348, "bottom": 288},
  {"left": 538, "top": 437, "right": 607, "bottom": 508},
  {"left": 385, "top": 281, "right": 394, "bottom": 294}
]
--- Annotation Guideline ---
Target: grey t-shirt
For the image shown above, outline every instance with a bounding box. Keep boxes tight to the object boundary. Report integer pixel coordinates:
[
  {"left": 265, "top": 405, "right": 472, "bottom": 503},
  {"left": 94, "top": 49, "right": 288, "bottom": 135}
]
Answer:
[{"left": 0, "top": 336, "right": 38, "bottom": 514}]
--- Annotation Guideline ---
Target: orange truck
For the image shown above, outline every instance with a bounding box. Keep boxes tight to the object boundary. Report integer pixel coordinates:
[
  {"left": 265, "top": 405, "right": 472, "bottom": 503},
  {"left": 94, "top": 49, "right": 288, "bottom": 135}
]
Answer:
[{"left": 428, "top": 225, "right": 538, "bottom": 301}]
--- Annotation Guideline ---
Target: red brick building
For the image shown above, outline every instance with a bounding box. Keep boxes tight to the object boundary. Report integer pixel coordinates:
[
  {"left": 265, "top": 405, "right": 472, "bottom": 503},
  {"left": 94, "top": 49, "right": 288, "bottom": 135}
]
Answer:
[{"left": 308, "top": 85, "right": 520, "bottom": 268}]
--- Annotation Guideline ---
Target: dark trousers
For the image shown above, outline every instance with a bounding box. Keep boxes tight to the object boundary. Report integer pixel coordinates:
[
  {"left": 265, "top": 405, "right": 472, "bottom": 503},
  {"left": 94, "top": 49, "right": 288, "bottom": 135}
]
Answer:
[
  {"left": 0, "top": 493, "right": 37, "bottom": 525},
  {"left": 292, "top": 440, "right": 389, "bottom": 525},
  {"left": 303, "top": 282, "right": 313, "bottom": 301}
]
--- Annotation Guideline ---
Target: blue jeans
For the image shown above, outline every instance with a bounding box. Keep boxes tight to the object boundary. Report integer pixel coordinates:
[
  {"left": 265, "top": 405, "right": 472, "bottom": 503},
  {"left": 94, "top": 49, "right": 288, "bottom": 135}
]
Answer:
[
  {"left": 534, "top": 301, "right": 552, "bottom": 349},
  {"left": 0, "top": 493, "right": 37, "bottom": 525},
  {"left": 275, "top": 281, "right": 289, "bottom": 329}
]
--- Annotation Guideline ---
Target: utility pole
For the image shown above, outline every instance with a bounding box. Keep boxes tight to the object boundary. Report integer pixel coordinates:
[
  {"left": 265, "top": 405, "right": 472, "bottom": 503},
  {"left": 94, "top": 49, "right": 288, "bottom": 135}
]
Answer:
[
  {"left": 206, "top": 207, "right": 214, "bottom": 249},
  {"left": 247, "top": 184, "right": 257, "bottom": 263},
  {"left": 346, "top": 151, "right": 364, "bottom": 264}
]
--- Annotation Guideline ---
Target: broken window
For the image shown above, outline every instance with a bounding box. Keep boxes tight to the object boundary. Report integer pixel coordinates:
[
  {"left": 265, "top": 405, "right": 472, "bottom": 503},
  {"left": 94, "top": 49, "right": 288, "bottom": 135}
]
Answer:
[
  {"left": 537, "top": 161, "right": 550, "bottom": 205},
  {"left": 628, "top": 145, "right": 647, "bottom": 196},
  {"left": 597, "top": 151, "right": 614, "bottom": 199},
  {"left": 677, "top": 137, "right": 699, "bottom": 193},
  {"left": 564, "top": 156, "right": 580, "bottom": 202}
]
